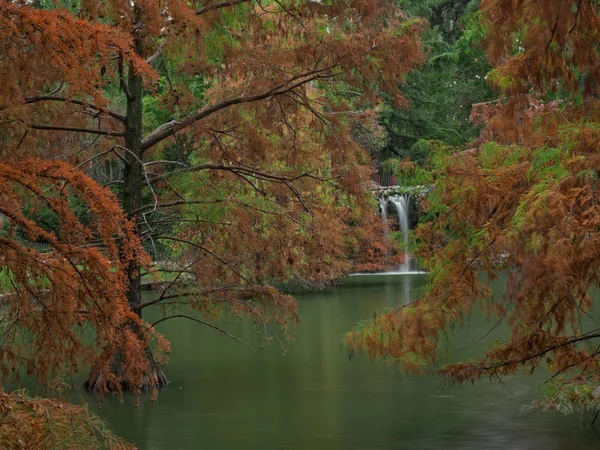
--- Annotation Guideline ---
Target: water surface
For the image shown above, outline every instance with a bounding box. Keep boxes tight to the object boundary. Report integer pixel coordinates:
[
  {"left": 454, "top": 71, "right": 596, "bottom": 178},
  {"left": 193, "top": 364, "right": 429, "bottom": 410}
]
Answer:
[{"left": 88, "top": 274, "right": 600, "bottom": 449}]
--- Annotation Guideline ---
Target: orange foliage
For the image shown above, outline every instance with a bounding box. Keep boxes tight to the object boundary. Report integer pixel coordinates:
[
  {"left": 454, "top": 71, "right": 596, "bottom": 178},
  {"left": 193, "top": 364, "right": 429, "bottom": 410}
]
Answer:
[
  {"left": 0, "top": 159, "right": 167, "bottom": 390},
  {"left": 346, "top": 0, "right": 600, "bottom": 406},
  {"left": 0, "top": 389, "right": 134, "bottom": 449},
  {"left": 0, "top": 0, "right": 425, "bottom": 433},
  {"left": 0, "top": 0, "right": 425, "bottom": 349}
]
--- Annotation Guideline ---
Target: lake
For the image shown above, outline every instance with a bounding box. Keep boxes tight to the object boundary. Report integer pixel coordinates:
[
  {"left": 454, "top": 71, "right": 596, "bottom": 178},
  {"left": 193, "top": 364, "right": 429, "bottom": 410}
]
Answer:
[{"left": 86, "top": 273, "right": 600, "bottom": 449}]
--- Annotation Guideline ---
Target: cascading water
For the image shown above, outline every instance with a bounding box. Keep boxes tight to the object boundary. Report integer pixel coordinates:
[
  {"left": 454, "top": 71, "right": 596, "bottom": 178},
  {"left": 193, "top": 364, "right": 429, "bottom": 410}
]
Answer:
[
  {"left": 389, "top": 194, "right": 412, "bottom": 271},
  {"left": 378, "top": 197, "right": 389, "bottom": 241},
  {"left": 351, "top": 191, "right": 424, "bottom": 276}
]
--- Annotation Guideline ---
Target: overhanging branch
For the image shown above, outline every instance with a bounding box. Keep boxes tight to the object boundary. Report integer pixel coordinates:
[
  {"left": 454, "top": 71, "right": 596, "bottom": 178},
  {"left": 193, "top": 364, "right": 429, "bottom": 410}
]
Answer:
[{"left": 152, "top": 314, "right": 256, "bottom": 353}]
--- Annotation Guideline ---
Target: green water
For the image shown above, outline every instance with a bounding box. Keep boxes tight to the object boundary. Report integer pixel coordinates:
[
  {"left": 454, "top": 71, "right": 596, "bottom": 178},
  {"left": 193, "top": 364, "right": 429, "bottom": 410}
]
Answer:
[{"left": 87, "top": 274, "right": 600, "bottom": 449}]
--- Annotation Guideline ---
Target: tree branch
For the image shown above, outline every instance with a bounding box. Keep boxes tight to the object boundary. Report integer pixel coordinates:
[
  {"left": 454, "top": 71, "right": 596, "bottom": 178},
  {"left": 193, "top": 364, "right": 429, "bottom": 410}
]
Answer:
[
  {"left": 132, "top": 198, "right": 226, "bottom": 216},
  {"left": 145, "top": 39, "right": 167, "bottom": 66},
  {"left": 445, "top": 329, "right": 600, "bottom": 378},
  {"left": 196, "top": 0, "right": 252, "bottom": 15},
  {"left": 140, "top": 252, "right": 204, "bottom": 308},
  {"left": 26, "top": 123, "right": 125, "bottom": 137},
  {"left": 155, "top": 234, "right": 250, "bottom": 283},
  {"left": 152, "top": 314, "right": 256, "bottom": 353},
  {"left": 150, "top": 162, "right": 324, "bottom": 184},
  {"left": 25, "top": 96, "right": 126, "bottom": 122}
]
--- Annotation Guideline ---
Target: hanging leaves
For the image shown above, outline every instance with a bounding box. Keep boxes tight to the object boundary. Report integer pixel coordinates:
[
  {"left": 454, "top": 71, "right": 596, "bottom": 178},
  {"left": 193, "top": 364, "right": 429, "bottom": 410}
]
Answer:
[{"left": 346, "top": 0, "right": 600, "bottom": 412}]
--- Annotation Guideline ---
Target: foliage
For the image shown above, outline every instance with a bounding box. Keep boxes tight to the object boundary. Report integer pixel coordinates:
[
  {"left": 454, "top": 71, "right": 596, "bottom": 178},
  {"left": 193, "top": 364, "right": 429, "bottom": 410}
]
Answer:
[
  {"left": 380, "top": 143, "right": 440, "bottom": 186},
  {"left": 375, "top": 184, "right": 432, "bottom": 197},
  {"left": 0, "top": 0, "right": 427, "bottom": 444},
  {"left": 0, "top": 0, "right": 169, "bottom": 380},
  {"left": 347, "top": 0, "right": 600, "bottom": 412},
  {"left": 379, "top": 0, "right": 493, "bottom": 163},
  {"left": 0, "top": 158, "right": 158, "bottom": 446},
  {"left": 0, "top": 389, "right": 133, "bottom": 450},
  {"left": 533, "top": 378, "right": 600, "bottom": 415}
]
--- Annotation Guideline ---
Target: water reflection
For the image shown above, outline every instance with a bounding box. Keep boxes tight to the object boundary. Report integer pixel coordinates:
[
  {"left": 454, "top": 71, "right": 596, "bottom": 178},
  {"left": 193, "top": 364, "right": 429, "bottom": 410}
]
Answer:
[{"left": 89, "top": 274, "right": 600, "bottom": 449}]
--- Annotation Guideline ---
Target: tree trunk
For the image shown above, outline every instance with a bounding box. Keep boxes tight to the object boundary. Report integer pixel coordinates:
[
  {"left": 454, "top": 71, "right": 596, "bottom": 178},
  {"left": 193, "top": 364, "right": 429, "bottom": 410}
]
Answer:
[
  {"left": 84, "top": 347, "right": 168, "bottom": 392},
  {"left": 87, "top": 19, "right": 167, "bottom": 391},
  {"left": 122, "top": 56, "right": 144, "bottom": 318}
]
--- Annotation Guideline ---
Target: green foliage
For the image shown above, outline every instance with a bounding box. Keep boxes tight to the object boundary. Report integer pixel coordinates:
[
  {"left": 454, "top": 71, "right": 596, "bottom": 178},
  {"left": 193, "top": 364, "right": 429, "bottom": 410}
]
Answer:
[
  {"left": 479, "top": 142, "right": 524, "bottom": 169},
  {"left": 380, "top": 151, "right": 436, "bottom": 186},
  {"left": 379, "top": 1, "right": 493, "bottom": 163},
  {"left": 32, "top": 0, "right": 81, "bottom": 12},
  {"left": 142, "top": 74, "right": 209, "bottom": 133},
  {"left": 30, "top": 207, "right": 61, "bottom": 235},
  {"left": 534, "top": 379, "right": 600, "bottom": 414}
]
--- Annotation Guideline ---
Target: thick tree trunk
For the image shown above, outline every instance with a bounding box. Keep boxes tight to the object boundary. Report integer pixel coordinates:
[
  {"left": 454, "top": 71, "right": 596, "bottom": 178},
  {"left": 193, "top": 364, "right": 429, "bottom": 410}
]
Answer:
[
  {"left": 122, "top": 57, "right": 144, "bottom": 318},
  {"left": 87, "top": 20, "right": 167, "bottom": 391}
]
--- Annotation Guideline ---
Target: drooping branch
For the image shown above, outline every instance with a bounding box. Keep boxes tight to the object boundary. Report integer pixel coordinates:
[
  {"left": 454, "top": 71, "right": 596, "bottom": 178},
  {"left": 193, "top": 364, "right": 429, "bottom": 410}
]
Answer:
[
  {"left": 442, "top": 330, "right": 600, "bottom": 381},
  {"left": 74, "top": 147, "right": 127, "bottom": 170},
  {"left": 154, "top": 235, "right": 250, "bottom": 283},
  {"left": 145, "top": 163, "right": 326, "bottom": 215},
  {"left": 132, "top": 198, "right": 227, "bottom": 216},
  {"left": 152, "top": 314, "right": 256, "bottom": 353},
  {"left": 139, "top": 284, "right": 253, "bottom": 309},
  {"left": 139, "top": 254, "right": 204, "bottom": 309},
  {"left": 145, "top": 39, "right": 167, "bottom": 66},
  {"left": 150, "top": 162, "right": 326, "bottom": 184}
]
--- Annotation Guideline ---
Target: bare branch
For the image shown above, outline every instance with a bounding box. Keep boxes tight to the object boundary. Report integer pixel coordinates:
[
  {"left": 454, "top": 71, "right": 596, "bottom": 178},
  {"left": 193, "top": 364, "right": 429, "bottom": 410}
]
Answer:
[
  {"left": 26, "top": 123, "right": 125, "bottom": 137},
  {"left": 141, "top": 252, "right": 203, "bottom": 308},
  {"left": 196, "top": 0, "right": 252, "bottom": 16},
  {"left": 145, "top": 39, "right": 167, "bottom": 66},
  {"left": 155, "top": 235, "right": 250, "bottom": 283},
  {"left": 132, "top": 198, "right": 226, "bottom": 216},
  {"left": 25, "top": 96, "right": 126, "bottom": 122},
  {"left": 152, "top": 314, "right": 256, "bottom": 353},
  {"left": 151, "top": 162, "right": 326, "bottom": 184},
  {"left": 143, "top": 160, "right": 189, "bottom": 168},
  {"left": 74, "top": 148, "right": 118, "bottom": 170}
]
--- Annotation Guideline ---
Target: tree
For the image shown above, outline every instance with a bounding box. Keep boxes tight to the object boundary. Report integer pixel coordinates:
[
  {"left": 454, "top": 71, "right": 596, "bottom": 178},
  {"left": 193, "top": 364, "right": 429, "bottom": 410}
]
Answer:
[
  {"left": 377, "top": 0, "right": 493, "bottom": 164},
  {"left": 1, "top": 0, "right": 424, "bottom": 396},
  {"left": 0, "top": 6, "right": 171, "bottom": 446},
  {"left": 346, "top": 0, "right": 600, "bottom": 413}
]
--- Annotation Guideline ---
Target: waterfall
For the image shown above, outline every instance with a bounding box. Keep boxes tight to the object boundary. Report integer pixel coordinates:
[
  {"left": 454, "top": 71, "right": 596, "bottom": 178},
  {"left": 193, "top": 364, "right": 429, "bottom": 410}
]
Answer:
[
  {"left": 378, "top": 197, "right": 390, "bottom": 253},
  {"left": 389, "top": 194, "right": 412, "bottom": 271},
  {"left": 378, "top": 196, "right": 388, "bottom": 223}
]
